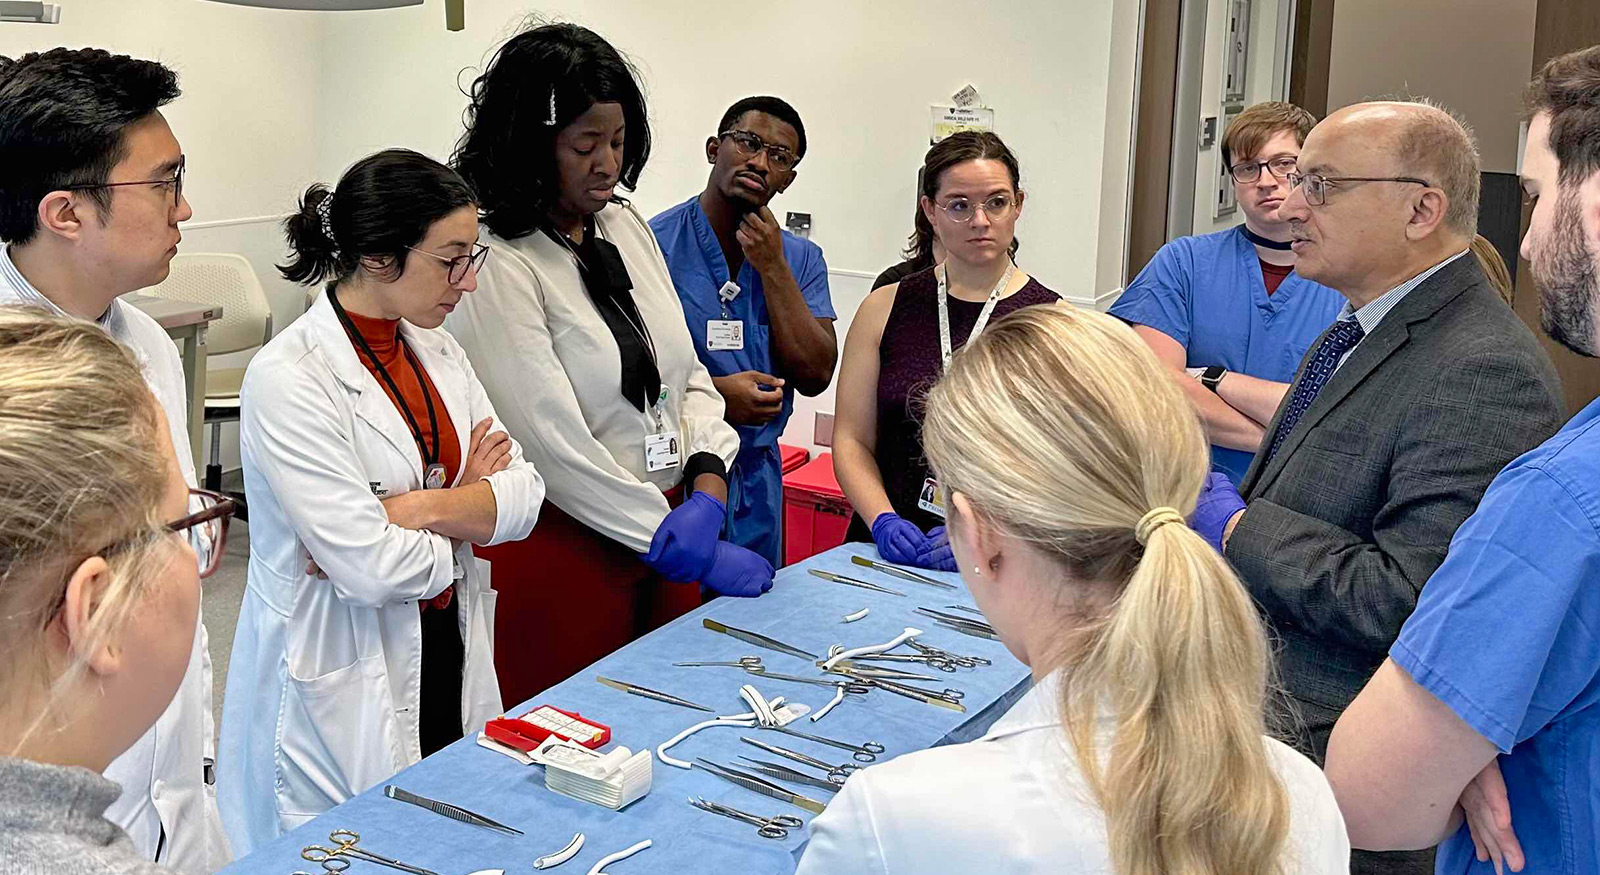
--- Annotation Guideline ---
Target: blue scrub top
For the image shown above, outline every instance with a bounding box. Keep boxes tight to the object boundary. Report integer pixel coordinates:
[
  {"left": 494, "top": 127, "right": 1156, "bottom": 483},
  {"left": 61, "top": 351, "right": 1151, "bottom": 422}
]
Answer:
[
  {"left": 1392, "top": 396, "right": 1600, "bottom": 874},
  {"left": 649, "top": 196, "right": 835, "bottom": 451},
  {"left": 1109, "top": 225, "right": 1344, "bottom": 484}
]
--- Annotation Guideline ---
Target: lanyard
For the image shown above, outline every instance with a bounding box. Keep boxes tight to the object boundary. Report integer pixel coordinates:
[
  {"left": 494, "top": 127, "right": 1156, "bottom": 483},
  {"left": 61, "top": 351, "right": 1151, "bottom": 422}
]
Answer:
[
  {"left": 936, "top": 260, "right": 1015, "bottom": 370},
  {"left": 328, "top": 288, "right": 440, "bottom": 468}
]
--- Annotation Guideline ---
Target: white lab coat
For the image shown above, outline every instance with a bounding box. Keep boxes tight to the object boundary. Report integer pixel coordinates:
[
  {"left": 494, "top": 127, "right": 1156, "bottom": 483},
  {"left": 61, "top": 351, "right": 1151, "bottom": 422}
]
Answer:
[
  {"left": 0, "top": 252, "right": 231, "bottom": 875},
  {"left": 218, "top": 292, "right": 543, "bottom": 856},
  {"left": 795, "top": 672, "right": 1351, "bottom": 875}
]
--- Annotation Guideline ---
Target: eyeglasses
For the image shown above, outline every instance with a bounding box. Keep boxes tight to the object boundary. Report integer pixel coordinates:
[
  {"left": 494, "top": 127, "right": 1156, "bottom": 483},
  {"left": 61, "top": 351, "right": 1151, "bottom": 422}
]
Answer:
[
  {"left": 718, "top": 130, "right": 800, "bottom": 172},
  {"left": 63, "top": 155, "right": 185, "bottom": 209},
  {"left": 1286, "top": 171, "right": 1433, "bottom": 206},
  {"left": 1229, "top": 156, "right": 1299, "bottom": 184},
  {"left": 935, "top": 194, "right": 1016, "bottom": 224},
  {"left": 407, "top": 242, "right": 490, "bottom": 284},
  {"left": 172, "top": 488, "right": 236, "bottom": 579}
]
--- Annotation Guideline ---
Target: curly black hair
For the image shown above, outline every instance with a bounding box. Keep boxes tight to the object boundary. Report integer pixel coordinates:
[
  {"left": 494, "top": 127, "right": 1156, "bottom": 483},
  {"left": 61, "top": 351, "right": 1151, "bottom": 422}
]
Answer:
[{"left": 452, "top": 22, "right": 651, "bottom": 241}]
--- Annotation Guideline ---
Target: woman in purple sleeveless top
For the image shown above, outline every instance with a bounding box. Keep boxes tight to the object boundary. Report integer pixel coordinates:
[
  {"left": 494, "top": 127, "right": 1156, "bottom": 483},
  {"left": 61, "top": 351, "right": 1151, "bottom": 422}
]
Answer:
[{"left": 833, "top": 132, "right": 1060, "bottom": 570}]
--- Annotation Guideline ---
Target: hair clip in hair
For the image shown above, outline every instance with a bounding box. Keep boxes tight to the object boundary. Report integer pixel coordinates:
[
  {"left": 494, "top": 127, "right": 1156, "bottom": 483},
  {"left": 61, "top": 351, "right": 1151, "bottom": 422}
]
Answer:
[
  {"left": 316, "top": 195, "right": 336, "bottom": 242},
  {"left": 545, "top": 88, "right": 557, "bottom": 126}
]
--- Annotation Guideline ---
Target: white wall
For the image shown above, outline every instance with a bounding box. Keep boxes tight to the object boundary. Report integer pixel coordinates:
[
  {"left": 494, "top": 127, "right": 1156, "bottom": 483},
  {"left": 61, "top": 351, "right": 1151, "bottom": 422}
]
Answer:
[
  {"left": 313, "top": 0, "right": 1140, "bottom": 452},
  {"left": 1326, "top": 0, "right": 1537, "bottom": 173}
]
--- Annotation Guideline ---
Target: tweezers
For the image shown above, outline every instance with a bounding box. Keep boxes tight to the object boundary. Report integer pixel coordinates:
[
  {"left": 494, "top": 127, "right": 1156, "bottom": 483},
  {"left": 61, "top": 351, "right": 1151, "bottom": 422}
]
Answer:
[
  {"left": 850, "top": 555, "right": 957, "bottom": 590},
  {"left": 735, "top": 757, "right": 842, "bottom": 794},
  {"left": 821, "top": 661, "right": 943, "bottom": 682},
  {"left": 807, "top": 569, "right": 905, "bottom": 597},
  {"left": 702, "top": 618, "right": 818, "bottom": 660},
  {"left": 691, "top": 758, "right": 828, "bottom": 814},
  {"left": 595, "top": 675, "right": 713, "bottom": 712}
]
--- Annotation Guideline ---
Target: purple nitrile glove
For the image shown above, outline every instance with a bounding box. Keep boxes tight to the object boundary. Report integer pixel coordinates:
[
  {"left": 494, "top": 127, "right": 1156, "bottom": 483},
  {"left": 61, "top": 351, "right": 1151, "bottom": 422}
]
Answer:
[
  {"left": 1190, "top": 472, "right": 1247, "bottom": 552},
  {"left": 643, "top": 491, "right": 726, "bottom": 582},
  {"left": 871, "top": 512, "right": 930, "bottom": 566},
  {"left": 700, "top": 541, "right": 775, "bottom": 597},
  {"left": 918, "top": 525, "right": 957, "bottom": 572}
]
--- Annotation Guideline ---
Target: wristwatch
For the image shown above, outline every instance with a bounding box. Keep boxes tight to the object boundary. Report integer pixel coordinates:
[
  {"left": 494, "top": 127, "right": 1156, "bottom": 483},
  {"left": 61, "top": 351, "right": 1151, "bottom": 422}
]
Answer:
[{"left": 1199, "top": 365, "right": 1228, "bottom": 394}]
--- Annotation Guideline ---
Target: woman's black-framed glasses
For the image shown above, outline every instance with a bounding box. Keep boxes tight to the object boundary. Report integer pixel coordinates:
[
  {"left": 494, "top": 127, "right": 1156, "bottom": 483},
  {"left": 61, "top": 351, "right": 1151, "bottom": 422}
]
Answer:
[
  {"left": 718, "top": 130, "right": 800, "bottom": 172},
  {"left": 1286, "top": 171, "right": 1433, "bottom": 206},
  {"left": 62, "top": 155, "right": 185, "bottom": 209},
  {"left": 174, "top": 488, "right": 235, "bottom": 579},
  {"left": 1229, "top": 156, "right": 1299, "bottom": 185},
  {"left": 407, "top": 243, "right": 490, "bottom": 284}
]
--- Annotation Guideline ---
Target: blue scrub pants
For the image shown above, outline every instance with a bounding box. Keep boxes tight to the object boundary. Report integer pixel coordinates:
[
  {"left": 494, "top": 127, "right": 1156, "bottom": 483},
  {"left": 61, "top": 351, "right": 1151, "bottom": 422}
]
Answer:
[{"left": 726, "top": 443, "right": 782, "bottom": 566}]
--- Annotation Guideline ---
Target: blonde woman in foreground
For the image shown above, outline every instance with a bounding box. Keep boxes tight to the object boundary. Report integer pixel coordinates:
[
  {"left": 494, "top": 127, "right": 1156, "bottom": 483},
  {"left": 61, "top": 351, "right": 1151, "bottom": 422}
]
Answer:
[
  {"left": 0, "top": 311, "right": 233, "bottom": 875},
  {"left": 795, "top": 304, "right": 1349, "bottom": 875}
]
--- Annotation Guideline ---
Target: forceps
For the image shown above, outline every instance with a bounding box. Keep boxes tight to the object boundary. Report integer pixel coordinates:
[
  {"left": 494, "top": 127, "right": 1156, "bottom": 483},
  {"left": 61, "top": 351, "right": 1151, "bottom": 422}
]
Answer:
[
  {"left": 302, "top": 830, "right": 440, "bottom": 875},
  {"left": 740, "top": 736, "right": 857, "bottom": 783},
  {"left": 688, "top": 796, "right": 803, "bottom": 839},
  {"left": 807, "top": 568, "right": 905, "bottom": 596},
  {"left": 748, "top": 668, "right": 872, "bottom": 695},
  {"left": 674, "top": 656, "right": 765, "bottom": 670},
  {"left": 907, "top": 638, "right": 991, "bottom": 667},
  {"left": 763, "top": 724, "right": 885, "bottom": 762}
]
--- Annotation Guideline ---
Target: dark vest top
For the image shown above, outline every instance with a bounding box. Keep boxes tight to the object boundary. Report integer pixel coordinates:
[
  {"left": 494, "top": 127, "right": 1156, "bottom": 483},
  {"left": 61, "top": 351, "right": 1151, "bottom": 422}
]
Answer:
[{"left": 846, "top": 267, "right": 1061, "bottom": 539}]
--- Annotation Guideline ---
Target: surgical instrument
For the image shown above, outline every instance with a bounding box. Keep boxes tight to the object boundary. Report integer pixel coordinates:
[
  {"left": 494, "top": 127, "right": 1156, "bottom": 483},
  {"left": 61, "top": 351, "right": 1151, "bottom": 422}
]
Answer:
[
  {"left": 382, "top": 785, "right": 522, "bottom": 836},
  {"left": 687, "top": 796, "right": 804, "bottom": 839},
  {"left": 823, "top": 660, "right": 945, "bottom": 682},
  {"left": 585, "top": 839, "right": 651, "bottom": 875},
  {"left": 691, "top": 758, "right": 828, "bottom": 814},
  {"left": 702, "top": 618, "right": 819, "bottom": 660},
  {"left": 850, "top": 554, "right": 957, "bottom": 589},
  {"left": 302, "top": 830, "right": 440, "bottom": 875},
  {"left": 595, "top": 676, "right": 713, "bottom": 712},
  {"left": 832, "top": 668, "right": 966, "bottom": 711},
  {"left": 915, "top": 606, "right": 996, "bottom": 631},
  {"left": 749, "top": 668, "right": 873, "bottom": 694},
  {"left": 945, "top": 604, "right": 987, "bottom": 616},
  {"left": 807, "top": 568, "right": 905, "bottom": 596},
  {"left": 834, "top": 651, "right": 961, "bottom": 672},
  {"left": 735, "top": 757, "right": 844, "bottom": 794},
  {"left": 907, "top": 638, "right": 992, "bottom": 666},
  {"left": 739, "top": 736, "right": 858, "bottom": 782},
  {"left": 762, "top": 724, "right": 885, "bottom": 762},
  {"left": 673, "top": 656, "right": 765, "bottom": 669}
]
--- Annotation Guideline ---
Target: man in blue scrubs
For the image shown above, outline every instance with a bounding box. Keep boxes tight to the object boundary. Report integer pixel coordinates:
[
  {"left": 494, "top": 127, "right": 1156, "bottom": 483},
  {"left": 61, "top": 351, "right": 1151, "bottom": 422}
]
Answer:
[
  {"left": 1111, "top": 101, "right": 1344, "bottom": 484},
  {"left": 652, "top": 96, "right": 837, "bottom": 566},
  {"left": 1327, "top": 47, "right": 1600, "bottom": 873}
]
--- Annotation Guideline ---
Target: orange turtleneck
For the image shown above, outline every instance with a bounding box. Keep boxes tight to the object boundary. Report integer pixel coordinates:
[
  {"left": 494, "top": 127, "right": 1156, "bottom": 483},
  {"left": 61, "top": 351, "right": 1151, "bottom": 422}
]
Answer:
[{"left": 341, "top": 308, "right": 463, "bottom": 488}]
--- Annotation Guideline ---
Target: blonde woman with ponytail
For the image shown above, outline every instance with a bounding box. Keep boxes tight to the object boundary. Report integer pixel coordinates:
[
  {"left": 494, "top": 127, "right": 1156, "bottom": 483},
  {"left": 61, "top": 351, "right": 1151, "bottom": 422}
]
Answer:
[
  {"left": 796, "top": 304, "right": 1349, "bottom": 875},
  {"left": 0, "top": 310, "right": 234, "bottom": 875}
]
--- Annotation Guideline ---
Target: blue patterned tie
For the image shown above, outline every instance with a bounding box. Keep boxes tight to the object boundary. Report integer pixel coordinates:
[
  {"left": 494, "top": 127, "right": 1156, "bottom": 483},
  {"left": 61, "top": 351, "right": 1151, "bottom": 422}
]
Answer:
[{"left": 1264, "top": 318, "right": 1366, "bottom": 463}]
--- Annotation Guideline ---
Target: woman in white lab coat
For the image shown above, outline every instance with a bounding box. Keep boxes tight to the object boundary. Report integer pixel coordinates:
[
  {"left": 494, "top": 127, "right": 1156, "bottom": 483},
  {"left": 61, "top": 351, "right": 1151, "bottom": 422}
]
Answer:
[
  {"left": 796, "top": 305, "right": 1350, "bottom": 875},
  {"left": 447, "top": 23, "right": 771, "bottom": 708},
  {"left": 218, "top": 150, "right": 543, "bottom": 855}
]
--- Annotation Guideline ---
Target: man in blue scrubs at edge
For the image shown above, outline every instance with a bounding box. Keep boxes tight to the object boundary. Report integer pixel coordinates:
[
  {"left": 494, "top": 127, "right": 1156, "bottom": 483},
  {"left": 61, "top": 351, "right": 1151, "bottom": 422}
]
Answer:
[
  {"left": 1326, "top": 45, "right": 1600, "bottom": 873},
  {"left": 1110, "top": 101, "right": 1343, "bottom": 484},
  {"left": 652, "top": 96, "right": 837, "bottom": 566}
]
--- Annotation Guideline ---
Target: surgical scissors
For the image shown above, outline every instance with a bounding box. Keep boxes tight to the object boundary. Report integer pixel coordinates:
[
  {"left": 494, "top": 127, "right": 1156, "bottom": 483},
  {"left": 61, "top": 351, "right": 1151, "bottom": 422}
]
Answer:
[
  {"left": 293, "top": 860, "right": 351, "bottom": 875},
  {"left": 907, "top": 638, "right": 991, "bottom": 667},
  {"left": 740, "top": 736, "right": 856, "bottom": 783},
  {"left": 687, "top": 796, "right": 803, "bottom": 839},
  {"left": 748, "top": 668, "right": 873, "bottom": 695},
  {"left": 763, "top": 724, "right": 885, "bottom": 762},
  {"left": 302, "top": 830, "right": 440, "bottom": 875},
  {"left": 673, "top": 656, "right": 765, "bottom": 670}
]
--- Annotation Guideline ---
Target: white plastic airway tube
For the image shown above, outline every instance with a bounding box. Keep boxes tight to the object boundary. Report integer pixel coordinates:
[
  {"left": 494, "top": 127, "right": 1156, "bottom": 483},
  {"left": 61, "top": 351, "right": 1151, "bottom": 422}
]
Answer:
[
  {"left": 822, "top": 627, "right": 923, "bottom": 670},
  {"left": 654, "top": 692, "right": 791, "bottom": 769},
  {"left": 586, "top": 839, "right": 651, "bottom": 875},
  {"left": 811, "top": 687, "right": 845, "bottom": 722},
  {"left": 842, "top": 608, "right": 870, "bottom": 623}
]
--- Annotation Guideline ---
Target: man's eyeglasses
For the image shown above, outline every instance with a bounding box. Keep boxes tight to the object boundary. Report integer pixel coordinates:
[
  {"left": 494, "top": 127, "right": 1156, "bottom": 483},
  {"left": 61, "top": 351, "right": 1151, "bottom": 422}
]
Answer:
[
  {"left": 1286, "top": 171, "right": 1433, "bottom": 206},
  {"left": 407, "top": 242, "right": 490, "bottom": 284},
  {"left": 935, "top": 194, "right": 1017, "bottom": 224},
  {"left": 1229, "top": 156, "right": 1299, "bottom": 185},
  {"left": 63, "top": 156, "right": 185, "bottom": 209},
  {"left": 718, "top": 130, "right": 799, "bottom": 172}
]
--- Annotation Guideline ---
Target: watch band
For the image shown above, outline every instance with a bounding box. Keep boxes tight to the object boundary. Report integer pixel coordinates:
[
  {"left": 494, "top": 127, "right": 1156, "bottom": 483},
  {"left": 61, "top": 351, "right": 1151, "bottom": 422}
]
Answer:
[{"left": 1199, "top": 365, "right": 1228, "bottom": 393}]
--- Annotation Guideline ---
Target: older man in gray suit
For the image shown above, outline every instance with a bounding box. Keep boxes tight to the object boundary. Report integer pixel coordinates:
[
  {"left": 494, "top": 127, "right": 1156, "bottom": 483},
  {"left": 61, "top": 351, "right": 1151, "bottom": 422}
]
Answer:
[{"left": 1191, "top": 101, "right": 1564, "bottom": 875}]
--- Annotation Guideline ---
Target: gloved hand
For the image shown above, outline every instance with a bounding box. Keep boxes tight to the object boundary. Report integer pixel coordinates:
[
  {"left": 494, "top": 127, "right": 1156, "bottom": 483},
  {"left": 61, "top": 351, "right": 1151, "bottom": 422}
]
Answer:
[
  {"left": 1189, "top": 472, "right": 1247, "bottom": 552},
  {"left": 643, "top": 492, "right": 726, "bottom": 582},
  {"left": 700, "top": 541, "right": 775, "bottom": 597},
  {"left": 919, "top": 525, "right": 957, "bottom": 572},
  {"left": 871, "top": 512, "right": 930, "bottom": 566}
]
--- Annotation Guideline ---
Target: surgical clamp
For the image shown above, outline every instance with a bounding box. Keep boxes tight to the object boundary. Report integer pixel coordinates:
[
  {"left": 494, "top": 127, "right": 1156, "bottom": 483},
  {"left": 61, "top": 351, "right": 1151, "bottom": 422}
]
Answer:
[
  {"left": 740, "top": 736, "right": 856, "bottom": 783},
  {"left": 748, "top": 668, "right": 873, "bottom": 694},
  {"left": 673, "top": 656, "right": 766, "bottom": 670},
  {"left": 687, "top": 796, "right": 804, "bottom": 839},
  {"left": 763, "top": 724, "right": 885, "bottom": 762},
  {"left": 302, "top": 830, "right": 439, "bottom": 875},
  {"left": 736, "top": 757, "right": 843, "bottom": 794},
  {"left": 691, "top": 758, "right": 828, "bottom": 814}
]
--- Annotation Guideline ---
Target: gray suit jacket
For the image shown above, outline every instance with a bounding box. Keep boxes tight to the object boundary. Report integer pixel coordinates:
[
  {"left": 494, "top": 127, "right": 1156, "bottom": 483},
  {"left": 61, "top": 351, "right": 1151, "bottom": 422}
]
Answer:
[{"left": 1229, "top": 254, "right": 1564, "bottom": 753}]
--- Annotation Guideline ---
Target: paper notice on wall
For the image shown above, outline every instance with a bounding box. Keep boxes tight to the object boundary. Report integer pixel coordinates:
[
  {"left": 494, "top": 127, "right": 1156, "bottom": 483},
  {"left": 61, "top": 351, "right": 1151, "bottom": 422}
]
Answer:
[{"left": 930, "top": 105, "right": 995, "bottom": 144}]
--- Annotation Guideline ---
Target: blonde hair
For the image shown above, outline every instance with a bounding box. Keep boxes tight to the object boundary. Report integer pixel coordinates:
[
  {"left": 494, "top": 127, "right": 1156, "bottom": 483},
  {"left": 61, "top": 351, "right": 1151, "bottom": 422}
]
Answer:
[
  {"left": 923, "top": 304, "right": 1290, "bottom": 875},
  {"left": 0, "top": 308, "right": 170, "bottom": 750},
  {"left": 1470, "top": 234, "right": 1514, "bottom": 304}
]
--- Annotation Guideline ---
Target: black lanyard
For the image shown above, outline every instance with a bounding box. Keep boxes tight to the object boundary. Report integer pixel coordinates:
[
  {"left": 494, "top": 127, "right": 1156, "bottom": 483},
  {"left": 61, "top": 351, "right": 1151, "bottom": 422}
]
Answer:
[
  {"left": 542, "top": 217, "right": 662, "bottom": 412},
  {"left": 328, "top": 287, "right": 440, "bottom": 468}
]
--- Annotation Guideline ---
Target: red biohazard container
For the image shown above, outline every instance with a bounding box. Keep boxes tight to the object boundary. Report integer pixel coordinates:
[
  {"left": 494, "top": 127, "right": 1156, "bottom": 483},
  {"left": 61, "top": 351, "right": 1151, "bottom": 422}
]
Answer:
[
  {"left": 783, "top": 451, "right": 853, "bottom": 566},
  {"left": 778, "top": 442, "right": 810, "bottom": 475}
]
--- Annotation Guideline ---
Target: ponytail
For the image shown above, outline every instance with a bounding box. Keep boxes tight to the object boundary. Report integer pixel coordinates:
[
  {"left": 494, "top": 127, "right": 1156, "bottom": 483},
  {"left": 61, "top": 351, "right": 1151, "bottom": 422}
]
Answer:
[
  {"left": 278, "top": 184, "right": 341, "bottom": 285},
  {"left": 922, "top": 304, "right": 1292, "bottom": 875}
]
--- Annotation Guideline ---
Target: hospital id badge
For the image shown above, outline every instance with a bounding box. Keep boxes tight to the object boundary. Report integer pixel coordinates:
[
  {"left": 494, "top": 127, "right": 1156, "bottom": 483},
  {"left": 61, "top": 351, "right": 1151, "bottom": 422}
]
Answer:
[
  {"left": 917, "top": 477, "right": 947, "bottom": 519},
  {"left": 644, "top": 431, "right": 682, "bottom": 472},
  {"left": 424, "top": 463, "right": 447, "bottom": 490},
  {"left": 707, "top": 319, "right": 744, "bottom": 351}
]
